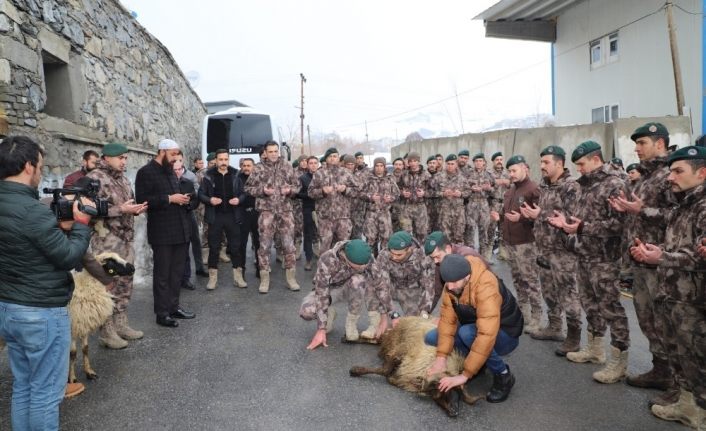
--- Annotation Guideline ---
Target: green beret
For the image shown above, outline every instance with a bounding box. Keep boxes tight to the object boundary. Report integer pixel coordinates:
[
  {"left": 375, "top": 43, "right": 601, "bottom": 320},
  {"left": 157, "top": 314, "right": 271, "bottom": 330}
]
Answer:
[
  {"left": 472, "top": 153, "right": 485, "bottom": 161},
  {"left": 206, "top": 152, "right": 216, "bottom": 162},
  {"left": 631, "top": 122, "right": 669, "bottom": 141},
  {"left": 668, "top": 145, "right": 706, "bottom": 165},
  {"left": 292, "top": 160, "right": 299, "bottom": 168},
  {"left": 611, "top": 157, "right": 623, "bottom": 166},
  {"left": 324, "top": 147, "right": 338, "bottom": 159},
  {"left": 102, "top": 142, "right": 128, "bottom": 157},
  {"left": 491, "top": 151, "right": 503, "bottom": 161},
  {"left": 426, "top": 155, "right": 436, "bottom": 163},
  {"left": 407, "top": 152, "right": 421, "bottom": 162},
  {"left": 458, "top": 149, "right": 470, "bottom": 157},
  {"left": 445, "top": 154, "right": 458, "bottom": 162},
  {"left": 344, "top": 239, "right": 372, "bottom": 265},
  {"left": 440, "top": 254, "right": 471, "bottom": 282},
  {"left": 540, "top": 145, "right": 565, "bottom": 158},
  {"left": 354, "top": 151, "right": 364, "bottom": 157},
  {"left": 319, "top": 156, "right": 325, "bottom": 163},
  {"left": 626, "top": 163, "right": 640, "bottom": 172},
  {"left": 424, "top": 231, "right": 447, "bottom": 256},
  {"left": 388, "top": 231, "right": 413, "bottom": 250},
  {"left": 571, "top": 141, "right": 602, "bottom": 163},
  {"left": 505, "top": 155, "right": 526, "bottom": 169}
]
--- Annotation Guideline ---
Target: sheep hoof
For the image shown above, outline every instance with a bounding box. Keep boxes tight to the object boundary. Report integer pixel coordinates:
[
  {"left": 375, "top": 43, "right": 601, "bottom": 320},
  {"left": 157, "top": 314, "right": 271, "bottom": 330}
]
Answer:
[
  {"left": 85, "top": 372, "right": 98, "bottom": 380},
  {"left": 341, "top": 336, "right": 379, "bottom": 345}
]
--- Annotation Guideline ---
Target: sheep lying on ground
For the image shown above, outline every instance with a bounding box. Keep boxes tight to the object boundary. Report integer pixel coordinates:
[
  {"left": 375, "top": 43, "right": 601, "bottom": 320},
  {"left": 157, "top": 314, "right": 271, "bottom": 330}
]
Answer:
[
  {"left": 68, "top": 252, "right": 133, "bottom": 383},
  {"left": 349, "top": 316, "right": 482, "bottom": 417}
]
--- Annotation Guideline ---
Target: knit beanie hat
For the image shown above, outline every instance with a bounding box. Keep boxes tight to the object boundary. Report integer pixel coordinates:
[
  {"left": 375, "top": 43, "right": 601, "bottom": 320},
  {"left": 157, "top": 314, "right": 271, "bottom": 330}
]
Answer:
[{"left": 439, "top": 254, "right": 471, "bottom": 282}]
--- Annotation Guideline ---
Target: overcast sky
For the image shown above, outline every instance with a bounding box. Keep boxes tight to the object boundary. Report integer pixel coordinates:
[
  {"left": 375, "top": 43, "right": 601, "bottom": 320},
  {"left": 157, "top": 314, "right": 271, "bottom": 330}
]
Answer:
[{"left": 124, "top": 0, "right": 552, "bottom": 141}]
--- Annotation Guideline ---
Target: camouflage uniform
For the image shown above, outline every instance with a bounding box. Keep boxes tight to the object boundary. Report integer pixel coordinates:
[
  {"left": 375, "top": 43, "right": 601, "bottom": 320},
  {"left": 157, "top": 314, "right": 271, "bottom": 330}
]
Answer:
[
  {"left": 368, "top": 240, "right": 436, "bottom": 316},
  {"left": 489, "top": 167, "right": 511, "bottom": 250},
  {"left": 244, "top": 156, "right": 301, "bottom": 272},
  {"left": 390, "top": 170, "right": 404, "bottom": 232},
  {"left": 362, "top": 171, "right": 400, "bottom": 253},
  {"left": 298, "top": 241, "right": 374, "bottom": 329},
  {"left": 195, "top": 167, "right": 208, "bottom": 247},
  {"left": 86, "top": 161, "right": 136, "bottom": 313},
  {"left": 534, "top": 169, "right": 582, "bottom": 331},
  {"left": 624, "top": 156, "right": 674, "bottom": 365},
  {"left": 567, "top": 165, "right": 630, "bottom": 351},
  {"left": 465, "top": 169, "right": 495, "bottom": 254},
  {"left": 308, "top": 164, "right": 358, "bottom": 254},
  {"left": 429, "top": 170, "right": 469, "bottom": 244},
  {"left": 655, "top": 183, "right": 706, "bottom": 409},
  {"left": 426, "top": 169, "right": 441, "bottom": 232},
  {"left": 398, "top": 167, "right": 431, "bottom": 242},
  {"left": 350, "top": 168, "right": 368, "bottom": 239}
]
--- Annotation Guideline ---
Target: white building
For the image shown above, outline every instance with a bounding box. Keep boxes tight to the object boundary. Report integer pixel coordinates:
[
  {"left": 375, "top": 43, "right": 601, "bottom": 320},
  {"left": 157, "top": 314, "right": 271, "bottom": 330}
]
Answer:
[{"left": 476, "top": 0, "right": 704, "bottom": 136}]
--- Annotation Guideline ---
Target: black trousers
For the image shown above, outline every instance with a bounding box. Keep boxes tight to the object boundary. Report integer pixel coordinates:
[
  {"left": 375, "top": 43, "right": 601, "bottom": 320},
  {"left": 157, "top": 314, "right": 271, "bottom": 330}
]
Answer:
[
  {"left": 238, "top": 208, "right": 260, "bottom": 269},
  {"left": 208, "top": 212, "right": 242, "bottom": 269},
  {"left": 303, "top": 207, "right": 315, "bottom": 261},
  {"left": 152, "top": 242, "right": 189, "bottom": 317},
  {"left": 183, "top": 211, "right": 205, "bottom": 282}
]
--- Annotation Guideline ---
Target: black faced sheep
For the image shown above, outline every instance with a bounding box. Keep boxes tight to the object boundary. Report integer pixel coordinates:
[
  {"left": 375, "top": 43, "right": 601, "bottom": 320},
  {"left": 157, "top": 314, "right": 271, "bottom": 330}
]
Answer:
[{"left": 349, "top": 316, "right": 482, "bottom": 417}]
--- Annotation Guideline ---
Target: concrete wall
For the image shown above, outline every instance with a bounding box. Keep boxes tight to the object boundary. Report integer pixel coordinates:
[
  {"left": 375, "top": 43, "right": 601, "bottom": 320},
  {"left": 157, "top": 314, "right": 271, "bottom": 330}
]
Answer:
[
  {"left": 553, "top": 0, "right": 702, "bottom": 135},
  {"left": 391, "top": 115, "right": 691, "bottom": 180}
]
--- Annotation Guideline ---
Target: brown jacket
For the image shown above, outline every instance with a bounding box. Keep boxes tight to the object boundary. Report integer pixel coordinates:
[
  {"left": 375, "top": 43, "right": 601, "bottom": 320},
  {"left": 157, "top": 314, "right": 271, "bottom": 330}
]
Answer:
[
  {"left": 500, "top": 177, "right": 540, "bottom": 245},
  {"left": 436, "top": 256, "right": 502, "bottom": 378}
]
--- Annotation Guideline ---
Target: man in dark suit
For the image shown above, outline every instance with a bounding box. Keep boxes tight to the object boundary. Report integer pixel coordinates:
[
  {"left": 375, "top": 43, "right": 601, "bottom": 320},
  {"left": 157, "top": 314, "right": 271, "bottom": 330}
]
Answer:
[{"left": 135, "top": 139, "right": 195, "bottom": 327}]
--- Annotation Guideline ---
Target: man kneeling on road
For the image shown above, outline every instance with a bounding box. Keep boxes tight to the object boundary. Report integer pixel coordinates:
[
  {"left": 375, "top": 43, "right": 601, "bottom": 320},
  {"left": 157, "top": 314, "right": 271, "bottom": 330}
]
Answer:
[{"left": 425, "top": 254, "right": 523, "bottom": 403}]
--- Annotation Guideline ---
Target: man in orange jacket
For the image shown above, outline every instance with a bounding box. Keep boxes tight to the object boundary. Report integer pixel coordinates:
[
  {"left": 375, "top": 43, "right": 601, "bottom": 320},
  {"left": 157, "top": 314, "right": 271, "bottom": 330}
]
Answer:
[{"left": 425, "top": 254, "right": 523, "bottom": 403}]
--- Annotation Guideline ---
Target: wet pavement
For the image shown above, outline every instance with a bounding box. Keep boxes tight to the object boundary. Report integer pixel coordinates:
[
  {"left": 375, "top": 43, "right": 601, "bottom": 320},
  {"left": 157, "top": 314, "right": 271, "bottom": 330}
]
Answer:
[{"left": 0, "top": 250, "right": 682, "bottom": 431}]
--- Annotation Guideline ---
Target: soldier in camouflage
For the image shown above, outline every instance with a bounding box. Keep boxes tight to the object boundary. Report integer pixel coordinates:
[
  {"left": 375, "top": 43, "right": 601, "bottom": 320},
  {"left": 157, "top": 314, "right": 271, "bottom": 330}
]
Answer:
[
  {"left": 86, "top": 143, "right": 148, "bottom": 349},
  {"left": 519, "top": 146, "right": 583, "bottom": 356},
  {"left": 465, "top": 153, "right": 495, "bottom": 258},
  {"left": 430, "top": 154, "right": 468, "bottom": 243},
  {"left": 457, "top": 149, "right": 472, "bottom": 177},
  {"left": 398, "top": 152, "right": 432, "bottom": 242},
  {"left": 390, "top": 158, "right": 405, "bottom": 232},
  {"left": 490, "top": 155, "right": 543, "bottom": 335},
  {"left": 489, "top": 152, "right": 512, "bottom": 259},
  {"left": 426, "top": 156, "right": 441, "bottom": 232},
  {"left": 362, "top": 157, "right": 399, "bottom": 255},
  {"left": 301, "top": 239, "right": 377, "bottom": 348},
  {"left": 350, "top": 152, "right": 369, "bottom": 239},
  {"left": 608, "top": 123, "right": 675, "bottom": 392},
  {"left": 308, "top": 148, "right": 358, "bottom": 255},
  {"left": 548, "top": 141, "right": 630, "bottom": 385},
  {"left": 630, "top": 146, "right": 706, "bottom": 428},
  {"left": 244, "top": 141, "right": 301, "bottom": 293}
]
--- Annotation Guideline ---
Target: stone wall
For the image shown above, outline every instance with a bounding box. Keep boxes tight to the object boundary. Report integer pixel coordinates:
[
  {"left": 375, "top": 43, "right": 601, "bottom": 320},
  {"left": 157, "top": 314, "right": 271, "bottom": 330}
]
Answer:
[{"left": 0, "top": 0, "right": 206, "bottom": 183}]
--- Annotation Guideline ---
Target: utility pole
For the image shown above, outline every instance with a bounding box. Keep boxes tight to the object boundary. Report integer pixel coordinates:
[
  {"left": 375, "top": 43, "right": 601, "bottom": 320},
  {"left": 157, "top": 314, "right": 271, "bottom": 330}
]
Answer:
[
  {"left": 307, "top": 124, "right": 311, "bottom": 155},
  {"left": 365, "top": 120, "right": 369, "bottom": 143},
  {"left": 300, "top": 73, "right": 307, "bottom": 154},
  {"left": 665, "top": 1, "right": 684, "bottom": 116}
]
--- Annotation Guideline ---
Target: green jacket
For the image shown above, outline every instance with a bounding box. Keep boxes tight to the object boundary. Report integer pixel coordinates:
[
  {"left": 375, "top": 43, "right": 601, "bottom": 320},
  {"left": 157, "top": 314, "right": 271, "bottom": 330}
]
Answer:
[{"left": 0, "top": 180, "right": 91, "bottom": 307}]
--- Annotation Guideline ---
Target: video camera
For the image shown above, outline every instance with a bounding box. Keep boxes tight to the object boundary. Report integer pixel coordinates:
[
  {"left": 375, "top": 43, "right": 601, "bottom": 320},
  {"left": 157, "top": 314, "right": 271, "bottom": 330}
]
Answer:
[{"left": 43, "top": 177, "right": 109, "bottom": 221}]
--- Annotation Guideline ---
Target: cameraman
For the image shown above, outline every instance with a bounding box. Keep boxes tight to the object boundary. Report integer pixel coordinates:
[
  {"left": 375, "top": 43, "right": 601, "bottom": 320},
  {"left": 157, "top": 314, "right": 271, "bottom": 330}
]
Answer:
[
  {"left": 86, "top": 142, "right": 147, "bottom": 349},
  {"left": 0, "top": 135, "right": 93, "bottom": 430}
]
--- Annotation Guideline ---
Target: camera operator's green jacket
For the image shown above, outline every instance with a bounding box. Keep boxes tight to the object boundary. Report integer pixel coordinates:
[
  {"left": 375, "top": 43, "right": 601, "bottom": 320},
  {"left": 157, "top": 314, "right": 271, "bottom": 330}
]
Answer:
[{"left": 0, "top": 180, "right": 91, "bottom": 307}]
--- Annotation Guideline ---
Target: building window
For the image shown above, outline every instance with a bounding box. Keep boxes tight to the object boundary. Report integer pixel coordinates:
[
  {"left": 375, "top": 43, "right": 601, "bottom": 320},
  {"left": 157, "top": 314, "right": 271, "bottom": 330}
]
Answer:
[
  {"left": 590, "top": 31, "right": 619, "bottom": 69},
  {"left": 41, "top": 50, "right": 73, "bottom": 121},
  {"left": 591, "top": 104, "right": 620, "bottom": 123}
]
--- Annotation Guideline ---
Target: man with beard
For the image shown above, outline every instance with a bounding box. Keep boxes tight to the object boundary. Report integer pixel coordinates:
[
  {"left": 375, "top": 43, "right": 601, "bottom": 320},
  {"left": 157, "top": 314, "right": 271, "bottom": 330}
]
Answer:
[
  {"left": 465, "top": 153, "right": 495, "bottom": 259},
  {"left": 391, "top": 158, "right": 405, "bottom": 231},
  {"left": 519, "top": 146, "right": 582, "bottom": 355},
  {"left": 361, "top": 157, "right": 399, "bottom": 255},
  {"left": 64, "top": 150, "right": 99, "bottom": 187},
  {"left": 489, "top": 152, "right": 511, "bottom": 259},
  {"left": 135, "top": 139, "right": 195, "bottom": 328},
  {"left": 199, "top": 149, "right": 246, "bottom": 290},
  {"left": 398, "top": 152, "right": 431, "bottom": 242},
  {"left": 431, "top": 154, "right": 469, "bottom": 243},
  {"left": 297, "top": 156, "right": 319, "bottom": 270},
  {"left": 86, "top": 143, "right": 148, "bottom": 347},
  {"left": 426, "top": 156, "right": 441, "bottom": 232},
  {"left": 457, "top": 149, "right": 472, "bottom": 177}
]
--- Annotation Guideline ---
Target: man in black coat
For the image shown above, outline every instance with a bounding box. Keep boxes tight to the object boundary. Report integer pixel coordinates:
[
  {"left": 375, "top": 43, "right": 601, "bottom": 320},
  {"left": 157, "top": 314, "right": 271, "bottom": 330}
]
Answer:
[
  {"left": 135, "top": 139, "right": 195, "bottom": 328},
  {"left": 297, "top": 156, "right": 319, "bottom": 270},
  {"left": 237, "top": 158, "right": 260, "bottom": 279}
]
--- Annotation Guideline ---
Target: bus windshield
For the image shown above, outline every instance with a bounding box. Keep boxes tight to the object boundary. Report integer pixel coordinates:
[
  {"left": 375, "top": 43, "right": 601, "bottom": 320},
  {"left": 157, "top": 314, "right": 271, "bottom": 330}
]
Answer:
[{"left": 205, "top": 113, "right": 273, "bottom": 154}]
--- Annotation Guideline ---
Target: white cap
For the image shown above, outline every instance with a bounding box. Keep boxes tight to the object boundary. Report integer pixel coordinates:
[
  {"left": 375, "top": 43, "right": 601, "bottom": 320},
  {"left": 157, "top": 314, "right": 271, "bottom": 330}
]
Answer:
[{"left": 158, "top": 139, "right": 180, "bottom": 150}]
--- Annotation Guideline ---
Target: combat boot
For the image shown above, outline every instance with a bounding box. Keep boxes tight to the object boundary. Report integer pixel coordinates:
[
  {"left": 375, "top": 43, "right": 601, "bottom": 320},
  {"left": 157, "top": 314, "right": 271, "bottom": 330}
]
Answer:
[
  {"left": 219, "top": 247, "right": 231, "bottom": 263},
  {"left": 650, "top": 385, "right": 681, "bottom": 408},
  {"left": 99, "top": 318, "right": 128, "bottom": 350},
  {"left": 285, "top": 268, "right": 300, "bottom": 291},
  {"left": 555, "top": 323, "right": 581, "bottom": 356},
  {"left": 651, "top": 389, "right": 699, "bottom": 428},
  {"left": 345, "top": 312, "right": 360, "bottom": 341},
  {"left": 593, "top": 346, "right": 628, "bottom": 383},
  {"left": 207, "top": 268, "right": 218, "bottom": 290},
  {"left": 486, "top": 366, "right": 515, "bottom": 403},
  {"left": 325, "top": 308, "right": 337, "bottom": 334},
  {"left": 524, "top": 308, "right": 541, "bottom": 335},
  {"left": 531, "top": 315, "right": 565, "bottom": 341},
  {"left": 258, "top": 270, "right": 271, "bottom": 294},
  {"left": 360, "top": 311, "right": 381, "bottom": 339},
  {"left": 626, "top": 357, "right": 672, "bottom": 391},
  {"left": 114, "top": 311, "right": 144, "bottom": 340},
  {"left": 566, "top": 333, "right": 606, "bottom": 364},
  {"left": 233, "top": 268, "right": 247, "bottom": 288}
]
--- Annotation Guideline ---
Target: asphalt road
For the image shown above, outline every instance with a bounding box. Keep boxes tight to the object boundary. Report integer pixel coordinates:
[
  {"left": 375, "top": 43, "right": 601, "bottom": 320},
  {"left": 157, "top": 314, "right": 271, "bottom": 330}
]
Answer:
[{"left": 0, "top": 250, "right": 681, "bottom": 431}]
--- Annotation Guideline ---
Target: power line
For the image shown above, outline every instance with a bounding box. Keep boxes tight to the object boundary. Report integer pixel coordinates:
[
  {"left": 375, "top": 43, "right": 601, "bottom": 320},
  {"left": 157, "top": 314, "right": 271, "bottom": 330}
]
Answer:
[{"left": 327, "top": 3, "right": 668, "bottom": 132}]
